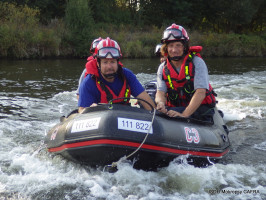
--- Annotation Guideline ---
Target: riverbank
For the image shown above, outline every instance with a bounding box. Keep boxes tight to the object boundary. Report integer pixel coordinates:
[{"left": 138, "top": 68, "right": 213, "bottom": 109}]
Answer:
[
  {"left": 98, "top": 26, "right": 266, "bottom": 58},
  {"left": 1, "top": 1, "right": 265, "bottom": 60},
  {"left": 1, "top": 23, "right": 265, "bottom": 59}
]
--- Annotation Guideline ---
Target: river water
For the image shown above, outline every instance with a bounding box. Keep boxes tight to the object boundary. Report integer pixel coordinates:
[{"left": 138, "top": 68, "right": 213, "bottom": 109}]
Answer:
[{"left": 0, "top": 57, "right": 265, "bottom": 200}]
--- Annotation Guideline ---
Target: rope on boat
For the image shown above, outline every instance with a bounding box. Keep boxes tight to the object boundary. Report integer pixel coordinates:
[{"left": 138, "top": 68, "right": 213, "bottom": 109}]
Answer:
[
  {"left": 31, "top": 140, "right": 47, "bottom": 156},
  {"left": 108, "top": 108, "right": 156, "bottom": 168},
  {"left": 207, "top": 156, "right": 215, "bottom": 166},
  {"left": 107, "top": 97, "right": 155, "bottom": 111},
  {"left": 104, "top": 97, "right": 156, "bottom": 170}
]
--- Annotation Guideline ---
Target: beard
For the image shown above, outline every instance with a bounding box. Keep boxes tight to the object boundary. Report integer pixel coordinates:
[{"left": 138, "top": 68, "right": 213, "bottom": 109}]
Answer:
[
  {"left": 98, "top": 62, "right": 119, "bottom": 80},
  {"left": 101, "top": 71, "right": 117, "bottom": 79}
]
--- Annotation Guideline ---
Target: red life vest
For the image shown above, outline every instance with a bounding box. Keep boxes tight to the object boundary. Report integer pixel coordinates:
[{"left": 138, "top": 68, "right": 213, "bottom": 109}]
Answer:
[
  {"left": 84, "top": 59, "right": 131, "bottom": 104},
  {"left": 162, "top": 46, "right": 216, "bottom": 107},
  {"left": 84, "top": 58, "right": 98, "bottom": 78},
  {"left": 87, "top": 55, "right": 95, "bottom": 61}
]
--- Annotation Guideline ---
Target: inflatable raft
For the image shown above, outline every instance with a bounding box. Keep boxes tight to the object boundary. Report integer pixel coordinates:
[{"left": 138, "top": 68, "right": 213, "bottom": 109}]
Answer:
[{"left": 45, "top": 98, "right": 230, "bottom": 170}]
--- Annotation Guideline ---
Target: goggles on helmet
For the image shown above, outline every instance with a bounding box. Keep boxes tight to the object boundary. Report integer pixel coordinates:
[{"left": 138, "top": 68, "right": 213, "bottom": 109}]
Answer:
[
  {"left": 162, "top": 28, "right": 184, "bottom": 41},
  {"left": 97, "top": 47, "right": 120, "bottom": 59}
]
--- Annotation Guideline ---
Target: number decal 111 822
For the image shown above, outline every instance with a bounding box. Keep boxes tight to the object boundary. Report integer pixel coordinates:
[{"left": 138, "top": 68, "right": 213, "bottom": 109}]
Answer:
[{"left": 118, "top": 117, "right": 153, "bottom": 134}]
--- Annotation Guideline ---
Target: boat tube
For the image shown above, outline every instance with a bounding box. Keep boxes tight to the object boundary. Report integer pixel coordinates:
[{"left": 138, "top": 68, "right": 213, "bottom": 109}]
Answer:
[{"left": 45, "top": 82, "right": 230, "bottom": 170}]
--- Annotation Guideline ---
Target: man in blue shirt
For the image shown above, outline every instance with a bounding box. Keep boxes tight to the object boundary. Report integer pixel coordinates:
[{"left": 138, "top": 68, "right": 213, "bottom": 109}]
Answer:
[{"left": 78, "top": 37, "right": 155, "bottom": 113}]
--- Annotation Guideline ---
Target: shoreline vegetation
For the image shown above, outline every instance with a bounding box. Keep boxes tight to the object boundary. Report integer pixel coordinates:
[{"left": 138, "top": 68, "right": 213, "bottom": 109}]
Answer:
[{"left": 0, "top": 1, "right": 265, "bottom": 59}]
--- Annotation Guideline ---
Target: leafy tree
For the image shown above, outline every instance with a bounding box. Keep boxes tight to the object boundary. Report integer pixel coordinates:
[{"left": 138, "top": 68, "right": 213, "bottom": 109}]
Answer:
[
  {"left": 201, "top": 0, "right": 264, "bottom": 33},
  {"left": 1, "top": 0, "right": 66, "bottom": 24},
  {"left": 138, "top": 0, "right": 193, "bottom": 28},
  {"left": 138, "top": 0, "right": 165, "bottom": 27},
  {"left": 29, "top": 0, "right": 66, "bottom": 24},
  {"left": 0, "top": 2, "right": 63, "bottom": 58},
  {"left": 117, "top": 0, "right": 133, "bottom": 24},
  {"left": 245, "top": 0, "right": 266, "bottom": 33},
  {"left": 3, "top": 0, "right": 265, "bottom": 34},
  {"left": 161, "top": 0, "right": 193, "bottom": 27},
  {"left": 89, "top": 0, "right": 131, "bottom": 25},
  {"left": 222, "top": 0, "right": 263, "bottom": 33},
  {"left": 65, "top": 0, "right": 94, "bottom": 57}
]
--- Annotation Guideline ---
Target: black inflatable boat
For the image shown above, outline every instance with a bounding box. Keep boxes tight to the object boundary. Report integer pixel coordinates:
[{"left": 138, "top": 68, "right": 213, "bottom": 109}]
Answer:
[{"left": 45, "top": 97, "right": 230, "bottom": 170}]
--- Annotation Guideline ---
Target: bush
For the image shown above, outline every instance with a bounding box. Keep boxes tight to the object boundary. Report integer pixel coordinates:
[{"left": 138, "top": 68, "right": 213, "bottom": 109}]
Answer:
[
  {"left": 0, "top": 2, "right": 66, "bottom": 58},
  {"left": 64, "top": 0, "right": 94, "bottom": 57},
  {"left": 0, "top": 2, "right": 265, "bottom": 59},
  {"left": 90, "top": 24, "right": 162, "bottom": 58},
  {"left": 191, "top": 32, "right": 266, "bottom": 57}
]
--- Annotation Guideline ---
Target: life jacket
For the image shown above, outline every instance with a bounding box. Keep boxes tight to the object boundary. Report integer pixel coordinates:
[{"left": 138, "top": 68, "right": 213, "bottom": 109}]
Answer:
[
  {"left": 87, "top": 55, "right": 95, "bottom": 61},
  {"left": 84, "top": 58, "right": 98, "bottom": 78},
  {"left": 84, "top": 59, "right": 131, "bottom": 104},
  {"left": 162, "top": 46, "right": 216, "bottom": 107}
]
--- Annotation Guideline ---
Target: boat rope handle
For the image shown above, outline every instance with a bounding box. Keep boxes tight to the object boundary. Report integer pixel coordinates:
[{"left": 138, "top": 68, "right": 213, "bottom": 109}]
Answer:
[
  {"left": 107, "top": 107, "right": 156, "bottom": 169},
  {"left": 108, "top": 97, "right": 154, "bottom": 111},
  {"left": 104, "top": 97, "right": 156, "bottom": 170},
  {"left": 124, "top": 107, "right": 156, "bottom": 159}
]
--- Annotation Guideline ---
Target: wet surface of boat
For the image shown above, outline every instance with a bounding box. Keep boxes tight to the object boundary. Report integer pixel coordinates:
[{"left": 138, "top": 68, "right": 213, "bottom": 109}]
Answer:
[{"left": 45, "top": 103, "right": 230, "bottom": 170}]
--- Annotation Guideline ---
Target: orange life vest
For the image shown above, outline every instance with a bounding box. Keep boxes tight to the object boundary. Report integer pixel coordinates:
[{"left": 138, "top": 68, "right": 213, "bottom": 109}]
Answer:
[
  {"left": 162, "top": 46, "right": 216, "bottom": 107},
  {"left": 85, "top": 59, "right": 131, "bottom": 104}
]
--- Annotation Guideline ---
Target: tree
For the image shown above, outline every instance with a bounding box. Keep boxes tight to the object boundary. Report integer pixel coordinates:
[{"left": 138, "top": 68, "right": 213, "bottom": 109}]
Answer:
[
  {"left": 249, "top": 0, "right": 266, "bottom": 32},
  {"left": 201, "top": 0, "right": 264, "bottom": 33},
  {"left": 65, "top": 0, "right": 94, "bottom": 57},
  {"left": 138, "top": 0, "right": 193, "bottom": 28},
  {"left": 1, "top": 0, "right": 66, "bottom": 24}
]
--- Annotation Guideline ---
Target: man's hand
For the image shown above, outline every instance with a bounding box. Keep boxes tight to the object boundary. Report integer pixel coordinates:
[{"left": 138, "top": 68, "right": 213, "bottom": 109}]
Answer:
[
  {"left": 156, "top": 102, "right": 167, "bottom": 114},
  {"left": 78, "top": 103, "right": 98, "bottom": 113},
  {"left": 166, "top": 110, "right": 185, "bottom": 118}
]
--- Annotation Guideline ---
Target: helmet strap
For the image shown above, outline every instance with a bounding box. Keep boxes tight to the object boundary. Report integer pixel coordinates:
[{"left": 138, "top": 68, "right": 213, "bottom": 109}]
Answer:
[
  {"left": 102, "top": 72, "right": 117, "bottom": 79},
  {"left": 168, "top": 54, "right": 185, "bottom": 61}
]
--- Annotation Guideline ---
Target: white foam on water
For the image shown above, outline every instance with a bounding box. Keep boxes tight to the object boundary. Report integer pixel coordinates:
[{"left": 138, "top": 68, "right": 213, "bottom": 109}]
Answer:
[
  {"left": 52, "top": 90, "right": 77, "bottom": 103},
  {"left": 1, "top": 69, "right": 266, "bottom": 199},
  {"left": 136, "top": 73, "right": 156, "bottom": 85},
  {"left": 50, "top": 90, "right": 78, "bottom": 115},
  {"left": 1, "top": 155, "right": 265, "bottom": 199},
  {"left": 1, "top": 135, "right": 265, "bottom": 199},
  {"left": 254, "top": 141, "right": 266, "bottom": 151},
  {"left": 211, "top": 71, "right": 266, "bottom": 122}
]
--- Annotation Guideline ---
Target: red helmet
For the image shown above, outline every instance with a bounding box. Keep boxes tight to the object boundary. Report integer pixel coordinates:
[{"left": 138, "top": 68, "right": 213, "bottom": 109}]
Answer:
[
  {"left": 96, "top": 37, "right": 122, "bottom": 59},
  {"left": 90, "top": 37, "right": 102, "bottom": 54},
  {"left": 161, "top": 24, "right": 189, "bottom": 43}
]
